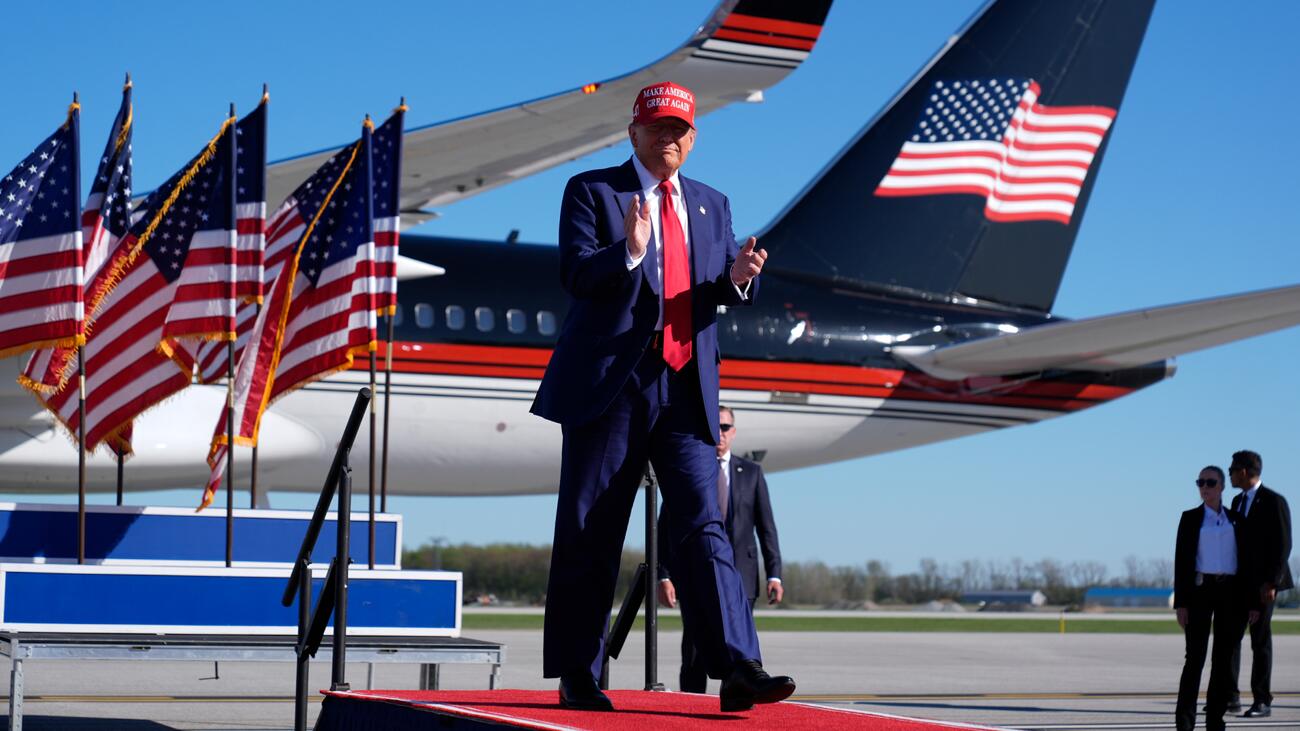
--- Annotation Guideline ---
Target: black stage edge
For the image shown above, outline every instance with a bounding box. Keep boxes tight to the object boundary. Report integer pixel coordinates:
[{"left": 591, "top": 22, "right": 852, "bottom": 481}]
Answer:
[{"left": 316, "top": 695, "right": 478, "bottom": 731}]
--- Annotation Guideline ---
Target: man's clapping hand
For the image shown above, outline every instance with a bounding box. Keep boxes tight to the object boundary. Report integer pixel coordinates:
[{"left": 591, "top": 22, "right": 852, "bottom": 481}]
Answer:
[{"left": 625, "top": 193, "right": 652, "bottom": 260}]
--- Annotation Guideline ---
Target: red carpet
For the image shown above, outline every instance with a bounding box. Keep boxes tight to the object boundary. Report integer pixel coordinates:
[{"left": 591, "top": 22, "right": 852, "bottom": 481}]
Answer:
[{"left": 320, "top": 689, "right": 1003, "bottom": 730}]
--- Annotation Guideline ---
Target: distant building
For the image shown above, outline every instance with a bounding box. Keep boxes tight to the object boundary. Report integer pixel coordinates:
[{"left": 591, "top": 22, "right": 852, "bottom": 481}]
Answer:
[
  {"left": 1083, "top": 587, "right": 1174, "bottom": 609},
  {"left": 961, "top": 590, "right": 1047, "bottom": 607}
]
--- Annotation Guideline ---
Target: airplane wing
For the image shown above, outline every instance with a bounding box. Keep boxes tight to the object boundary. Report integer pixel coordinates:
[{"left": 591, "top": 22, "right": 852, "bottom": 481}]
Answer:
[
  {"left": 265, "top": 0, "right": 834, "bottom": 226},
  {"left": 892, "top": 284, "right": 1300, "bottom": 380}
]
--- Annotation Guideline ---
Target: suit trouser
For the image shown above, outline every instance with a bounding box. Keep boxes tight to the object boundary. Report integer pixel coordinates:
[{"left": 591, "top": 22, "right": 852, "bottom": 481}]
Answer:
[
  {"left": 680, "top": 596, "right": 756, "bottom": 692},
  {"left": 542, "top": 350, "right": 760, "bottom": 681},
  {"left": 1175, "top": 579, "right": 1246, "bottom": 731},
  {"left": 1228, "top": 599, "right": 1274, "bottom": 705}
]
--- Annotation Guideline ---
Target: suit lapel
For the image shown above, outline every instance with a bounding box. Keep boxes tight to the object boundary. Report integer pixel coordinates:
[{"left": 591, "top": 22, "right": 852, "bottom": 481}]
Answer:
[{"left": 681, "top": 176, "right": 710, "bottom": 284}]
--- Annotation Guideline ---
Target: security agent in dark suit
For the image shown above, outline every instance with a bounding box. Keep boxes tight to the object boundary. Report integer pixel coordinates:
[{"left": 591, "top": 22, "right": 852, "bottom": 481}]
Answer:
[
  {"left": 531, "top": 82, "right": 794, "bottom": 713},
  {"left": 658, "top": 405, "right": 784, "bottom": 693},
  {"left": 1173, "top": 466, "right": 1247, "bottom": 731},
  {"left": 1225, "top": 449, "right": 1293, "bottom": 719}
]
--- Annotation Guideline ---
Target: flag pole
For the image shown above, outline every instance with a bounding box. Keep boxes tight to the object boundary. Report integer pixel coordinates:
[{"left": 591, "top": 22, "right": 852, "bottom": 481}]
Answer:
[
  {"left": 381, "top": 313, "right": 393, "bottom": 514},
  {"left": 380, "top": 97, "right": 405, "bottom": 516},
  {"left": 364, "top": 114, "right": 377, "bottom": 570},
  {"left": 250, "top": 298, "right": 261, "bottom": 510},
  {"left": 116, "top": 447, "right": 124, "bottom": 505},
  {"left": 250, "top": 83, "right": 268, "bottom": 511},
  {"left": 225, "top": 103, "right": 238, "bottom": 568},
  {"left": 71, "top": 91, "right": 87, "bottom": 563}
]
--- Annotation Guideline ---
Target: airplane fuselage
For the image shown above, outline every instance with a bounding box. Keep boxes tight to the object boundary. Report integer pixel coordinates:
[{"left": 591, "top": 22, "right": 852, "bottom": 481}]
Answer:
[
  {"left": 348, "top": 235, "right": 1167, "bottom": 495},
  {"left": 0, "top": 231, "right": 1175, "bottom": 498}
]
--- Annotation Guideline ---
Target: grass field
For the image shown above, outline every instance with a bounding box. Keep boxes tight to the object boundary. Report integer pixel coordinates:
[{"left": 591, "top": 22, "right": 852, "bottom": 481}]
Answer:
[{"left": 461, "top": 613, "right": 1300, "bottom": 634}]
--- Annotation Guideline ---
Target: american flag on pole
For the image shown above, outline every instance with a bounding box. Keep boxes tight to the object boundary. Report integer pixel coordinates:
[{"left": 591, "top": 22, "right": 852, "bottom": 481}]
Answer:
[
  {"left": 32, "top": 116, "right": 238, "bottom": 453},
  {"left": 21, "top": 82, "right": 133, "bottom": 392},
  {"left": 189, "top": 94, "right": 269, "bottom": 384},
  {"left": 0, "top": 104, "right": 82, "bottom": 359},
  {"left": 202, "top": 121, "right": 376, "bottom": 508},
  {"left": 874, "top": 79, "right": 1116, "bottom": 225},
  {"left": 372, "top": 105, "right": 404, "bottom": 315}
]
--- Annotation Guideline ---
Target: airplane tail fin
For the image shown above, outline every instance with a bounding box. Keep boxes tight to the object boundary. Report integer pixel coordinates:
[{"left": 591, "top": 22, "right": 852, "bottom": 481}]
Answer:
[{"left": 757, "top": 0, "right": 1155, "bottom": 313}]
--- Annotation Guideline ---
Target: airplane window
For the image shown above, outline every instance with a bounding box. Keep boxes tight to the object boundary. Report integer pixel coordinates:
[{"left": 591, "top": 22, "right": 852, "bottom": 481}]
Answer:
[
  {"left": 475, "top": 307, "right": 495, "bottom": 332},
  {"left": 445, "top": 305, "right": 465, "bottom": 331},
  {"left": 414, "top": 303, "right": 433, "bottom": 329},
  {"left": 506, "top": 309, "right": 526, "bottom": 334},
  {"left": 537, "top": 310, "right": 557, "bottom": 336},
  {"left": 392, "top": 305, "right": 404, "bottom": 327}
]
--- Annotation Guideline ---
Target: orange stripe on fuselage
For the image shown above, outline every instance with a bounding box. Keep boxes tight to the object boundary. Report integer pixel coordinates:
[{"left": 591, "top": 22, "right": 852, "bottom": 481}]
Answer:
[{"left": 354, "top": 342, "right": 1133, "bottom": 413}]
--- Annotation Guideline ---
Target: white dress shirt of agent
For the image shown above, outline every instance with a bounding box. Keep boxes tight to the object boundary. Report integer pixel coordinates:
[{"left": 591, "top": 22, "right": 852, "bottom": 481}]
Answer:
[{"left": 659, "top": 405, "right": 784, "bottom": 609}]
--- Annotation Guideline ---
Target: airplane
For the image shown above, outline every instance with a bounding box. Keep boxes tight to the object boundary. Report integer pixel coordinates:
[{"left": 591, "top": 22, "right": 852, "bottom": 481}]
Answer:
[{"left": 1, "top": 0, "right": 1297, "bottom": 499}]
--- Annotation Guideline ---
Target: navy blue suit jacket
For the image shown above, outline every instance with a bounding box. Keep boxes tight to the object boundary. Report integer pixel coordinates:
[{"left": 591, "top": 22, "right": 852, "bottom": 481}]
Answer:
[{"left": 531, "top": 159, "right": 754, "bottom": 441}]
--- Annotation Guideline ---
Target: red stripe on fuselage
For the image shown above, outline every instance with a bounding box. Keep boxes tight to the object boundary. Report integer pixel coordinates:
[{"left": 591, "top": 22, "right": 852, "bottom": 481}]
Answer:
[
  {"left": 352, "top": 342, "right": 1132, "bottom": 412},
  {"left": 721, "top": 13, "right": 823, "bottom": 40}
]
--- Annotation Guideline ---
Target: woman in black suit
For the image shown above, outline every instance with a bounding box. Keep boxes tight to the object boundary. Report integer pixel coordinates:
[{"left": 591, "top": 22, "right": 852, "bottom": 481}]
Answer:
[{"left": 1173, "top": 465, "right": 1247, "bottom": 731}]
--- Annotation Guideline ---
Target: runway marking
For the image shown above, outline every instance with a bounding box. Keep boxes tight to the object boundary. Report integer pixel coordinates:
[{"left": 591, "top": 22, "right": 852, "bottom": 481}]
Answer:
[
  {"left": 796, "top": 691, "right": 1299, "bottom": 702},
  {"left": 1003, "top": 717, "right": 1300, "bottom": 723},
  {"left": 0, "top": 695, "right": 318, "bottom": 703}
]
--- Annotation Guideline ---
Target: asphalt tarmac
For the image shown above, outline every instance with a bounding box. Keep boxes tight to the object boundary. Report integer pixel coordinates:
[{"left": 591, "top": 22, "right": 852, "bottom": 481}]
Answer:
[{"left": 2, "top": 629, "right": 1296, "bottom": 729}]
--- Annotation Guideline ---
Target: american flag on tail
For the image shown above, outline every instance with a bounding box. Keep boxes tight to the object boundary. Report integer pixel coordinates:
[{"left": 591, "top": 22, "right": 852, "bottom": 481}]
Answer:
[
  {"left": 0, "top": 103, "right": 82, "bottom": 359},
  {"left": 21, "top": 82, "right": 133, "bottom": 392},
  {"left": 29, "top": 116, "right": 238, "bottom": 454},
  {"left": 202, "top": 121, "right": 376, "bottom": 508},
  {"left": 189, "top": 94, "right": 269, "bottom": 384},
  {"left": 372, "top": 105, "right": 404, "bottom": 315},
  {"left": 874, "top": 79, "right": 1116, "bottom": 225}
]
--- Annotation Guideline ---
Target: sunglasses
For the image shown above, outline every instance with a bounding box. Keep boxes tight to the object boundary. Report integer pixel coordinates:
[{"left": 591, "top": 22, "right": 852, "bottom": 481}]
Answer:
[
  {"left": 719, "top": 424, "right": 734, "bottom": 432},
  {"left": 1195, "top": 479, "right": 1220, "bottom": 488}
]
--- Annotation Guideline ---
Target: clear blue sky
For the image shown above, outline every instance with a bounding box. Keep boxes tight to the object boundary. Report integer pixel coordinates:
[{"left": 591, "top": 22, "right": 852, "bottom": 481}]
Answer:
[{"left": 4, "top": 2, "right": 1297, "bottom": 578}]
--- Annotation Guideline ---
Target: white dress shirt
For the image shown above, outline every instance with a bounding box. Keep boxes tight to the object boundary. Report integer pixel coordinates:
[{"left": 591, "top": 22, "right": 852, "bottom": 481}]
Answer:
[
  {"left": 624, "top": 156, "right": 748, "bottom": 329},
  {"left": 1196, "top": 503, "right": 1238, "bottom": 576}
]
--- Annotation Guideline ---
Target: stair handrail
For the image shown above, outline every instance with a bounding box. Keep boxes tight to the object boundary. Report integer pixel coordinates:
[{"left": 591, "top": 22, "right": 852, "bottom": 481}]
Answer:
[{"left": 282, "top": 387, "right": 371, "bottom": 606}]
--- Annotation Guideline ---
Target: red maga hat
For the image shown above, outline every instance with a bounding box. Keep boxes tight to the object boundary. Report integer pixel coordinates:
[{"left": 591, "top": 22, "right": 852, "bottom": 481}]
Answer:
[{"left": 631, "top": 82, "right": 696, "bottom": 128}]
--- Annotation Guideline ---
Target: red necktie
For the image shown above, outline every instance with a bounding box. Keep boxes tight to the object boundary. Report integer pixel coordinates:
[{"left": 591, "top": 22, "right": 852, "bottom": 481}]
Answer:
[{"left": 658, "top": 179, "right": 692, "bottom": 370}]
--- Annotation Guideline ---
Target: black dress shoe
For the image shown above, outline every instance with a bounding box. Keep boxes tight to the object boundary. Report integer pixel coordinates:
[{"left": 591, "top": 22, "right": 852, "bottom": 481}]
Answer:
[
  {"left": 1243, "top": 702, "right": 1271, "bottom": 717},
  {"left": 719, "top": 659, "right": 795, "bottom": 712},
  {"left": 1205, "top": 700, "right": 1243, "bottom": 714},
  {"left": 558, "top": 674, "right": 613, "bottom": 711}
]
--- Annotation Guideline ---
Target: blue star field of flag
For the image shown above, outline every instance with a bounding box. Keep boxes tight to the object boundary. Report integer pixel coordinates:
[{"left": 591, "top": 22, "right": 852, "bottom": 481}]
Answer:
[
  {"left": 90, "top": 92, "right": 134, "bottom": 241},
  {"left": 137, "top": 132, "right": 234, "bottom": 283},
  {"left": 235, "top": 101, "right": 267, "bottom": 205},
  {"left": 372, "top": 113, "right": 401, "bottom": 216},
  {"left": 0, "top": 124, "right": 79, "bottom": 244},
  {"left": 909, "top": 79, "right": 1032, "bottom": 143},
  {"left": 296, "top": 138, "right": 372, "bottom": 286}
]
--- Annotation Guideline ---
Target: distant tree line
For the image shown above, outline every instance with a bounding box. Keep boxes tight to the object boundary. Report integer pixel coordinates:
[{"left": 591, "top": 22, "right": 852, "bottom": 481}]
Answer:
[{"left": 404, "top": 541, "right": 1300, "bottom": 608}]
